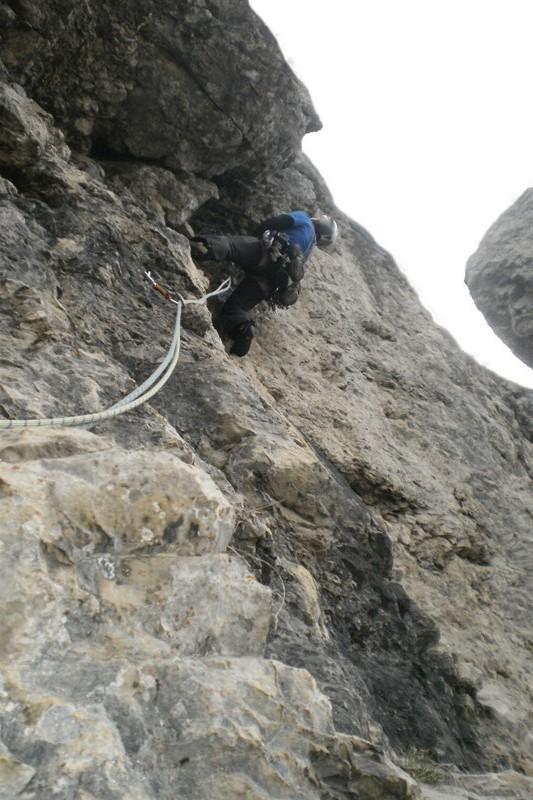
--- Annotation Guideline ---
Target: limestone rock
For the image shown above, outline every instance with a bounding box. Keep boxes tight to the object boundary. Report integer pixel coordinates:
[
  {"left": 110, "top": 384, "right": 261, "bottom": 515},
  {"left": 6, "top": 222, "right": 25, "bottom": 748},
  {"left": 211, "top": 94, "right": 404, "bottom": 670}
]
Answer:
[
  {"left": 0, "top": 428, "right": 113, "bottom": 463},
  {"left": 466, "top": 188, "right": 533, "bottom": 368},
  {"left": 131, "top": 657, "right": 416, "bottom": 800},
  {"left": 0, "top": 0, "right": 320, "bottom": 178},
  {"left": 0, "top": 447, "right": 236, "bottom": 559},
  {"left": 0, "top": 1, "right": 532, "bottom": 797},
  {"left": 0, "top": 430, "right": 409, "bottom": 799},
  {"left": 1, "top": 524, "right": 268, "bottom": 666},
  {"left": 0, "top": 655, "right": 418, "bottom": 800},
  {"left": 0, "top": 82, "right": 70, "bottom": 171},
  {"left": 421, "top": 771, "right": 533, "bottom": 800},
  {"left": 105, "top": 162, "right": 219, "bottom": 229},
  {"left": 94, "top": 552, "right": 273, "bottom": 658},
  {"left": 282, "top": 560, "right": 330, "bottom": 640},
  {"left": 0, "top": 80, "right": 95, "bottom": 197},
  {"left": 0, "top": 742, "right": 35, "bottom": 799}
]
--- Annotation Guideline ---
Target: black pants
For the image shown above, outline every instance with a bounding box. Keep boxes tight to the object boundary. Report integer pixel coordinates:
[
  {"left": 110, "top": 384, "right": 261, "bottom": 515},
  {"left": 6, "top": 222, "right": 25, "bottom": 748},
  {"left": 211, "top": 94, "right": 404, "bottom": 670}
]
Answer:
[
  {"left": 221, "top": 276, "right": 269, "bottom": 336},
  {"left": 196, "top": 235, "right": 263, "bottom": 272},
  {"left": 194, "top": 235, "right": 272, "bottom": 337}
]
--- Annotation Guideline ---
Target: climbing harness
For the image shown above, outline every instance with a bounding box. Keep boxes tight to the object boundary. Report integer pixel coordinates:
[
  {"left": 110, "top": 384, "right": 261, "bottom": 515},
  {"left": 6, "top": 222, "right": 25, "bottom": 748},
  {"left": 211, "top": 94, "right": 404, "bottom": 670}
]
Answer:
[
  {"left": 262, "top": 230, "right": 304, "bottom": 281},
  {"left": 261, "top": 231, "right": 304, "bottom": 310},
  {"left": 0, "top": 273, "right": 231, "bottom": 430}
]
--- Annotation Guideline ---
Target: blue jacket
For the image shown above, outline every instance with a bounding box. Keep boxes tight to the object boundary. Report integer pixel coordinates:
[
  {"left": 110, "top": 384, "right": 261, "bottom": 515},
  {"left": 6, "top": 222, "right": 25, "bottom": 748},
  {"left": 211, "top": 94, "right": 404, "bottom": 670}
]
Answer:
[{"left": 258, "top": 210, "right": 316, "bottom": 262}]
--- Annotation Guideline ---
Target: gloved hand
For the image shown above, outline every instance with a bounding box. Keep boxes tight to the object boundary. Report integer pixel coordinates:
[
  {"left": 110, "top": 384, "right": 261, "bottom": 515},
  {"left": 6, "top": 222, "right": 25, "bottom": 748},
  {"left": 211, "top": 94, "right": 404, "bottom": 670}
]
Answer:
[{"left": 190, "top": 237, "right": 212, "bottom": 261}]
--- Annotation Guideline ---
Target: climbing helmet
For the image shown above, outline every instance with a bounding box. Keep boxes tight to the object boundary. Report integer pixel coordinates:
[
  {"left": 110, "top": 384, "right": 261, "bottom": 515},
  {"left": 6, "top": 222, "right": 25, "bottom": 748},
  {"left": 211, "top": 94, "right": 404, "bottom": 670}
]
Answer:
[{"left": 313, "top": 215, "right": 338, "bottom": 249}]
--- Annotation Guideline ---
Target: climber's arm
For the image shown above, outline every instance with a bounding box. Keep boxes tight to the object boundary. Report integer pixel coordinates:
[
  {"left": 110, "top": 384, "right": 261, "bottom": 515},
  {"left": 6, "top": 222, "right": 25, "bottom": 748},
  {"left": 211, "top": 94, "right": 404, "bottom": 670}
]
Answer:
[{"left": 255, "top": 213, "right": 294, "bottom": 236}]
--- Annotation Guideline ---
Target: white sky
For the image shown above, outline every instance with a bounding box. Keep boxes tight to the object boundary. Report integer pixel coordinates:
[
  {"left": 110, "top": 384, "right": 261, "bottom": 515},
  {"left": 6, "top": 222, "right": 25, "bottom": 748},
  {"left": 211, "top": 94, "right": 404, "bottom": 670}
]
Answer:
[{"left": 250, "top": 0, "right": 533, "bottom": 388}]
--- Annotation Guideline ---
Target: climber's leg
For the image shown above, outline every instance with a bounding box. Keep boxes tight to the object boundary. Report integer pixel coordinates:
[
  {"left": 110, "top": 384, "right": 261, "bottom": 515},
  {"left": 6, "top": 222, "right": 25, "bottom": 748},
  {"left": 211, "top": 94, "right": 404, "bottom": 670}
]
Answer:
[
  {"left": 220, "top": 276, "right": 271, "bottom": 357},
  {"left": 191, "top": 235, "right": 263, "bottom": 270}
]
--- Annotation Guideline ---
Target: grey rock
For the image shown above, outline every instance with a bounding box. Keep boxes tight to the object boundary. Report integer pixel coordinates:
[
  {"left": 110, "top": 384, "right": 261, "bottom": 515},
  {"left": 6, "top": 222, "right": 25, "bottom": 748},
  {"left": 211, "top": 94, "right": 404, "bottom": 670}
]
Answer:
[
  {"left": 0, "top": 3, "right": 531, "bottom": 798},
  {"left": 0, "top": 742, "right": 35, "bottom": 799},
  {"left": 421, "top": 771, "right": 533, "bottom": 800},
  {"left": 466, "top": 188, "right": 533, "bottom": 367},
  {"left": 0, "top": 0, "right": 320, "bottom": 179},
  {"left": 0, "top": 450, "right": 269, "bottom": 667},
  {"left": 130, "top": 656, "right": 416, "bottom": 800},
  {"left": 0, "top": 82, "right": 70, "bottom": 171},
  {"left": 0, "top": 428, "right": 113, "bottom": 463},
  {"left": 0, "top": 447, "right": 236, "bottom": 559},
  {"left": 1, "top": 656, "right": 417, "bottom": 800},
  {"left": 105, "top": 162, "right": 219, "bottom": 229}
]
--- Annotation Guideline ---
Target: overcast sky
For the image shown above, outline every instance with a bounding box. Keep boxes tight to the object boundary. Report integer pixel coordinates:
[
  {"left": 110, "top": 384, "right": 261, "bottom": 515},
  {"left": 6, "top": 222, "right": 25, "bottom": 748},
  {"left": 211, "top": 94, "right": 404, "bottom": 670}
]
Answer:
[{"left": 250, "top": 0, "right": 533, "bottom": 388}]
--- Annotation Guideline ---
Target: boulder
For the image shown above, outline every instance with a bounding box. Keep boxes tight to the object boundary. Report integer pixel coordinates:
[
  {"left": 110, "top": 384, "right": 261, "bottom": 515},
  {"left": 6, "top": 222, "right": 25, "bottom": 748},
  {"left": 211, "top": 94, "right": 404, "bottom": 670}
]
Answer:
[
  {"left": 466, "top": 188, "right": 533, "bottom": 368},
  {"left": 0, "top": 446, "right": 236, "bottom": 559}
]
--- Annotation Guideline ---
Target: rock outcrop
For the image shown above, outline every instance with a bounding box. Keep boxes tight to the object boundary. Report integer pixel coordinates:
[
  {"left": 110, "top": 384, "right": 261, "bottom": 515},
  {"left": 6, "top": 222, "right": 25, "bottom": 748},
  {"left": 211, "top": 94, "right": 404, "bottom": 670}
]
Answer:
[
  {"left": 0, "top": 0, "right": 320, "bottom": 178},
  {"left": 465, "top": 188, "right": 533, "bottom": 368},
  {"left": 0, "top": 2, "right": 532, "bottom": 798}
]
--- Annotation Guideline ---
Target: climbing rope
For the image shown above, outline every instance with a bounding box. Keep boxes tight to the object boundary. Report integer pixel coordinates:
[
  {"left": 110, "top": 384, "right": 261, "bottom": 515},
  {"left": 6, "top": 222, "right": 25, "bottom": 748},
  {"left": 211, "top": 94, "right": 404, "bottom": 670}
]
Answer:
[{"left": 0, "top": 273, "right": 232, "bottom": 430}]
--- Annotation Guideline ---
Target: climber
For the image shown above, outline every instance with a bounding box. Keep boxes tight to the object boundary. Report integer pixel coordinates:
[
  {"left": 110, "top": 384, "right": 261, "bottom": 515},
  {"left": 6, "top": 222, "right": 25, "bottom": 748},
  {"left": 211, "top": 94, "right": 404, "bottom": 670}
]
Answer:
[{"left": 190, "top": 211, "right": 338, "bottom": 356}]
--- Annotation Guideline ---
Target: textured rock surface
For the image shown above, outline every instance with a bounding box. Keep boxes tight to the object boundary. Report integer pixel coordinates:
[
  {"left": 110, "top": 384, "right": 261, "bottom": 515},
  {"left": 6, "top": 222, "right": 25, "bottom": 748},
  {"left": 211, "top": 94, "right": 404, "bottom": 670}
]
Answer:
[
  {"left": 466, "top": 188, "right": 533, "bottom": 367},
  {"left": 0, "top": 1, "right": 532, "bottom": 798},
  {"left": 421, "top": 771, "right": 533, "bottom": 800},
  {"left": 1, "top": 650, "right": 418, "bottom": 799},
  {"left": 0, "top": 431, "right": 415, "bottom": 798},
  {"left": 0, "top": 0, "right": 320, "bottom": 176}
]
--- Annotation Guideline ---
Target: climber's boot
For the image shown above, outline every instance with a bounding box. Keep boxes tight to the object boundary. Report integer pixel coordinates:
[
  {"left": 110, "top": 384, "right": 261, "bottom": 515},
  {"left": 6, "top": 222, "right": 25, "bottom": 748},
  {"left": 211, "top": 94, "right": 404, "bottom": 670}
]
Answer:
[
  {"left": 190, "top": 237, "right": 212, "bottom": 262},
  {"left": 230, "top": 321, "right": 254, "bottom": 357}
]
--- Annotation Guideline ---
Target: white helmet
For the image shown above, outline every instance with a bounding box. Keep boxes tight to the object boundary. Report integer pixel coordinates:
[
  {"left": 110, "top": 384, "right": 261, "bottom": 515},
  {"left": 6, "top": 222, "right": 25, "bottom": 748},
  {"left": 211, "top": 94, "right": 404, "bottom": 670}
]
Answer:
[{"left": 313, "top": 215, "right": 338, "bottom": 249}]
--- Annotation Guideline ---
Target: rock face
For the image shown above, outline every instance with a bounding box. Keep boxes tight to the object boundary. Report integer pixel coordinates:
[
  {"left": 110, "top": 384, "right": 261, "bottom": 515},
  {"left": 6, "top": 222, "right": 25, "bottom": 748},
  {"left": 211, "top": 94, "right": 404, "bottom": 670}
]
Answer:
[
  {"left": 420, "top": 771, "right": 533, "bottom": 800},
  {"left": 0, "top": 2, "right": 532, "bottom": 798},
  {"left": 0, "top": 0, "right": 320, "bottom": 176},
  {"left": 465, "top": 189, "right": 533, "bottom": 368},
  {"left": 2, "top": 433, "right": 415, "bottom": 799}
]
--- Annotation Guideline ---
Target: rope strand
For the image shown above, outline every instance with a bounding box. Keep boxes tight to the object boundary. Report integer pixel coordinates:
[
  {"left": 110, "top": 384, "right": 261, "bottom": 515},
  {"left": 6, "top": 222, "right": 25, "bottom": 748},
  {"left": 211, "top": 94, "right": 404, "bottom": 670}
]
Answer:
[{"left": 0, "top": 275, "right": 231, "bottom": 430}]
